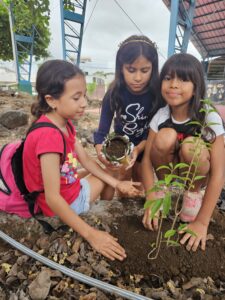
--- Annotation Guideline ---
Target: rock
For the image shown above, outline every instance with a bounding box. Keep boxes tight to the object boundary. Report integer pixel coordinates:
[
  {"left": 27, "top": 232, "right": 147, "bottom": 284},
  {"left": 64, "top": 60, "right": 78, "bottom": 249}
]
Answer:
[
  {"left": 80, "top": 292, "right": 97, "bottom": 300},
  {"left": 66, "top": 252, "right": 79, "bottom": 264},
  {"left": 72, "top": 236, "right": 83, "bottom": 253},
  {"left": 28, "top": 270, "right": 51, "bottom": 300},
  {"left": 76, "top": 264, "right": 93, "bottom": 277},
  {"left": 0, "top": 110, "right": 28, "bottom": 129},
  {"left": 182, "top": 277, "right": 205, "bottom": 290},
  {"left": 0, "top": 124, "right": 10, "bottom": 137}
]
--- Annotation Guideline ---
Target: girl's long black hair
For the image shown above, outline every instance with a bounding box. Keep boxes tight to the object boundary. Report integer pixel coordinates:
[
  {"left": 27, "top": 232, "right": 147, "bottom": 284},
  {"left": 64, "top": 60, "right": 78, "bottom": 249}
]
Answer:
[
  {"left": 31, "top": 59, "right": 84, "bottom": 120},
  {"left": 108, "top": 35, "right": 159, "bottom": 117}
]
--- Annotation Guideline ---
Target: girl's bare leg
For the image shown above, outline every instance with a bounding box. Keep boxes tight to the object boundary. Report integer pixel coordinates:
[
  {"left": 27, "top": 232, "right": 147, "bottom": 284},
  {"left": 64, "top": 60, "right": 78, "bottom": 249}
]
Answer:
[
  {"left": 131, "top": 162, "right": 144, "bottom": 196},
  {"left": 151, "top": 128, "right": 178, "bottom": 179},
  {"left": 179, "top": 137, "right": 210, "bottom": 191},
  {"left": 132, "top": 161, "right": 142, "bottom": 182},
  {"left": 100, "top": 168, "right": 119, "bottom": 200},
  {"left": 85, "top": 174, "right": 106, "bottom": 202},
  {"left": 78, "top": 168, "right": 90, "bottom": 179}
]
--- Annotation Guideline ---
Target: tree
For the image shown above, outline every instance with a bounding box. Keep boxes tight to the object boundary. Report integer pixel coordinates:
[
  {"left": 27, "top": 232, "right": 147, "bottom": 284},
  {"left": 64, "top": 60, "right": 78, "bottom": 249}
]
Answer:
[{"left": 0, "top": 0, "right": 50, "bottom": 61}]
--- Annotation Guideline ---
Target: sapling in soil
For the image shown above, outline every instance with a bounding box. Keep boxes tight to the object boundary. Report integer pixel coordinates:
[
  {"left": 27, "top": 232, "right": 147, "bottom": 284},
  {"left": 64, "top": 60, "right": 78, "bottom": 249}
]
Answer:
[{"left": 144, "top": 100, "right": 218, "bottom": 259}]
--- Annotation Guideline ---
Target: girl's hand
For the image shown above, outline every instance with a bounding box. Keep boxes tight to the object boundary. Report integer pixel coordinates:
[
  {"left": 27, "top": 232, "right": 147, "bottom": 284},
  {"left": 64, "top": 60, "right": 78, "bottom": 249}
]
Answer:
[
  {"left": 116, "top": 181, "right": 143, "bottom": 197},
  {"left": 125, "top": 146, "right": 139, "bottom": 170},
  {"left": 142, "top": 207, "right": 159, "bottom": 231},
  {"left": 87, "top": 228, "right": 126, "bottom": 261},
  {"left": 95, "top": 144, "right": 121, "bottom": 170},
  {"left": 179, "top": 220, "right": 208, "bottom": 251}
]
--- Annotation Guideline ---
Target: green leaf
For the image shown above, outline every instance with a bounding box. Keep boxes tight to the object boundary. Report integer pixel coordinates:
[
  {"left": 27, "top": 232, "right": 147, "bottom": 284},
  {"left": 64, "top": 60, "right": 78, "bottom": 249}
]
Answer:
[
  {"left": 150, "top": 199, "right": 163, "bottom": 218},
  {"left": 169, "top": 162, "right": 173, "bottom": 169},
  {"left": 206, "top": 122, "right": 220, "bottom": 126},
  {"left": 156, "top": 165, "right": 171, "bottom": 171},
  {"left": 199, "top": 108, "right": 208, "bottom": 113},
  {"left": 167, "top": 240, "right": 180, "bottom": 246},
  {"left": 164, "top": 229, "right": 176, "bottom": 238},
  {"left": 144, "top": 200, "right": 155, "bottom": 209},
  {"left": 165, "top": 174, "right": 173, "bottom": 185},
  {"left": 178, "top": 223, "right": 187, "bottom": 231},
  {"left": 187, "top": 121, "right": 201, "bottom": 126},
  {"left": 208, "top": 108, "right": 217, "bottom": 113},
  {"left": 174, "top": 163, "right": 189, "bottom": 170},
  {"left": 169, "top": 174, "right": 183, "bottom": 180},
  {"left": 146, "top": 185, "right": 164, "bottom": 194},
  {"left": 194, "top": 175, "right": 206, "bottom": 181},
  {"left": 162, "top": 193, "right": 171, "bottom": 217},
  {"left": 157, "top": 180, "right": 166, "bottom": 186},
  {"left": 171, "top": 181, "right": 185, "bottom": 189}
]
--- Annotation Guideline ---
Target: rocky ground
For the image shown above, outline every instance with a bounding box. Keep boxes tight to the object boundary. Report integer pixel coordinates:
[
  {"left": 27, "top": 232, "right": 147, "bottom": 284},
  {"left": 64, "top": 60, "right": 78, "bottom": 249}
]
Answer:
[{"left": 0, "top": 91, "right": 225, "bottom": 300}]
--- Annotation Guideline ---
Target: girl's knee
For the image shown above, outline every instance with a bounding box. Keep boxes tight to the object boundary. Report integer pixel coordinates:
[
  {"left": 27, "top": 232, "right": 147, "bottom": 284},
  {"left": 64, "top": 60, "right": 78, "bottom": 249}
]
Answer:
[
  {"left": 153, "top": 128, "right": 177, "bottom": 153},
  {"left": 180, "top": 137, "right": 210, "bottom": 163}
]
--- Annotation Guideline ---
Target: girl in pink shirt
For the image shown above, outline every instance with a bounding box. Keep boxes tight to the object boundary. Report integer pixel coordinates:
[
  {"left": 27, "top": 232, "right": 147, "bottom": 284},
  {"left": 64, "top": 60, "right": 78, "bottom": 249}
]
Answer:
[{"left": 23, "top": 59, "right": 142, "bottom": 261}]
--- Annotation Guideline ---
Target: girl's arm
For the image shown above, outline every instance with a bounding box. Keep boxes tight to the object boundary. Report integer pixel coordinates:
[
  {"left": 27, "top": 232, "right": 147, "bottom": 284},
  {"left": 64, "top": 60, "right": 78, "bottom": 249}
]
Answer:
[
  {"left": 95, "top": 143, "right": 117, "bottom": 169},
  {"left": 180, "top": 135, "right": 225, "bottom": 251},
  {"left": 94, "top": 93, "right": 114, "bottom": 166},
  {"left": 127, "top": 139, "right": 147, "bottom": 169},
  {"left": 40, "top": 153, "right": 126, "bottom": 261},
  {"left": 76, "top": 140, "right": 142, "bottom": 197},
  {"left": 141, "top": 129, "right": 159, "bottom": 230}
]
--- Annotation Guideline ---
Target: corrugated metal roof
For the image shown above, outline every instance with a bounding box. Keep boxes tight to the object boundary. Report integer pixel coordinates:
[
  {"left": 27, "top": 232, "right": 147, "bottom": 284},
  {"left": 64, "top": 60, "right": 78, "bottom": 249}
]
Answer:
[{"left": 163, "top": 0, "right": 225, "bottom": 59}]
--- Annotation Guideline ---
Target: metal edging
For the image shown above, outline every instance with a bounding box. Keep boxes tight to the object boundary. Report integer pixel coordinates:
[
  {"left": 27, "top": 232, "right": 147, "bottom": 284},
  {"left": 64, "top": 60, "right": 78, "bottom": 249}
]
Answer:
[{"left": 0, "top": 230, "right": 153, "bottom": 300}]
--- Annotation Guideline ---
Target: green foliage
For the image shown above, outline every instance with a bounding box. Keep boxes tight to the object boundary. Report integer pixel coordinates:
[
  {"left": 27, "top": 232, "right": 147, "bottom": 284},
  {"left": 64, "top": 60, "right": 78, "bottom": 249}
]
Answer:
[
  {"left": 0, "top": 0, "right": 50, "bottom": 61},
  {"left": 87, "top": 82, "right": 96, "bottom": 96},
  {"left": 64, "top": 0, "right": 76, "bottom": 12},
  {"left": 146, "top": 99, "right": 215, "bottom": 259}
]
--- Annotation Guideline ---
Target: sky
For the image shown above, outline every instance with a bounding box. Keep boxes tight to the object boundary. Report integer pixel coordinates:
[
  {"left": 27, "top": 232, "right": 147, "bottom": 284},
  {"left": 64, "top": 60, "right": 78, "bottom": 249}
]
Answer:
[{"left": 49, "top": 0, "right": 201, "bottom": 74}]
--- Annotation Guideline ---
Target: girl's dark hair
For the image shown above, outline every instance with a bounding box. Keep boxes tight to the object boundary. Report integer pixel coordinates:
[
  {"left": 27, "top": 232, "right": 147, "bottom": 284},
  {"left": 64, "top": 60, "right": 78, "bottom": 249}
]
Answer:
[
  {"left": 31, "top": 59, "right": 84, "bottom": 119},
  {"left": 159, "top": 53, "right": 215, "bottom": 142},
  {"left": 108, "top": 35, "right": 159, "bottom": 113}
]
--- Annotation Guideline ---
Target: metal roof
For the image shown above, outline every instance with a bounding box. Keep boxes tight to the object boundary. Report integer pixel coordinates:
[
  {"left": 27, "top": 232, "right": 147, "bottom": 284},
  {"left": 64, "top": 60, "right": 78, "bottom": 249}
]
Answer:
[{"left": 163, "top": 0, "right": 225, "bottom": 59}]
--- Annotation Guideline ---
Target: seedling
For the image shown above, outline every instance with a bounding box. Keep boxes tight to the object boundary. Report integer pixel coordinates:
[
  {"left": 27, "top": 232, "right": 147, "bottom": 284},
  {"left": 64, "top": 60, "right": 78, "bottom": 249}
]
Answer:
[{"left": 145, "top": 99, "right": 217, "bottom": 259}]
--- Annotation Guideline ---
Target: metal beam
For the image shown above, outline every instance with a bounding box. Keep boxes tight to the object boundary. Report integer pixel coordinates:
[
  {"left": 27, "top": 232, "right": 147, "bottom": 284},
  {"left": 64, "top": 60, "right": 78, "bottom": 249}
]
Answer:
[
  {"left": 167, "top": 0, "right": 196, "bottom": 57},
  {"left": 60, "top": 0, "right": 87, "bottom": 65},
  {"left": 9, "top": 2, "right": 34, "bottom": 94}
]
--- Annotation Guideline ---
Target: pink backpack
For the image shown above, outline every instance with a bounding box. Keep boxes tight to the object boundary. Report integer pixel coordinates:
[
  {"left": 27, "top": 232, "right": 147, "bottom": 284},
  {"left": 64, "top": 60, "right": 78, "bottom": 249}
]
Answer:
[{"left": 0, "top": 122, "right": 66, "bottom": 231}]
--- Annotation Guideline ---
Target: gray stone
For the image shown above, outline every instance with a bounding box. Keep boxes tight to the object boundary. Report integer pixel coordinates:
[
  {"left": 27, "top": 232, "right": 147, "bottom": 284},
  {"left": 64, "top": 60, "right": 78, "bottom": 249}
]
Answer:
[{"left": 0, "top": 110, "right": 28, "bottom": 129}]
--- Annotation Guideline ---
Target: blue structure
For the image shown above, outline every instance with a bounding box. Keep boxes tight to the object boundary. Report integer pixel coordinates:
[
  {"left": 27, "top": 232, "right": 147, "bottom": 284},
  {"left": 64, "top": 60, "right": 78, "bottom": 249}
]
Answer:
[
  {"left": 167, "top": 0, "right": 196, "bottom": 57},
  {"left": 164, "top": 0, "right": 225, "bottom": 80},
  {"left": 9, "top": 2, "right": 34, "bottom": 94},
  {"left": 60, "top": 0, "right": 87, "bottom": 65}
]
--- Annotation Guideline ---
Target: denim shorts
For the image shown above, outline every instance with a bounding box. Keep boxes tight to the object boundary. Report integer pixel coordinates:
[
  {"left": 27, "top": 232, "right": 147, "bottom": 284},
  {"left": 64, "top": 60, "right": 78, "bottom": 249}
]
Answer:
[{"left": 70, "top": 178, "right": 90, "bottom": 215}]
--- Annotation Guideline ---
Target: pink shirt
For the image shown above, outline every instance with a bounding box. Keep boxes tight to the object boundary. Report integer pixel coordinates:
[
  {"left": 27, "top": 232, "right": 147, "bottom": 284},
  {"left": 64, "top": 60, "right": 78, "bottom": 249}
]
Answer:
[{"left": 23, "top": 115, "right": 81, "bottom": 216}]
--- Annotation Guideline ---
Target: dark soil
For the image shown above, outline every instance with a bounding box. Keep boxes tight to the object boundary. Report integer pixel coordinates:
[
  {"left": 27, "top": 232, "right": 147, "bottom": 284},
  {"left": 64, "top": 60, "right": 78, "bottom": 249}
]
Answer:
[
  {"left": 105, "top": 138, "right": 127, "bottom": 159},
  {"left": 110, "top": 199, "right": 225, "bottom": 284},
  {"left": 1, "top": 198, "right": 225, "bottom": 299}
]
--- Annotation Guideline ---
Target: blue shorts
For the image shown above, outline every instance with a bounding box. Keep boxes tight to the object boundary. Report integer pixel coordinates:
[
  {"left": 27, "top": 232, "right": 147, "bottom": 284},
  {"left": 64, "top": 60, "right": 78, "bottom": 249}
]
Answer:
[{"left": 70, "top": 178, "right": 90, "bottom": 215}]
